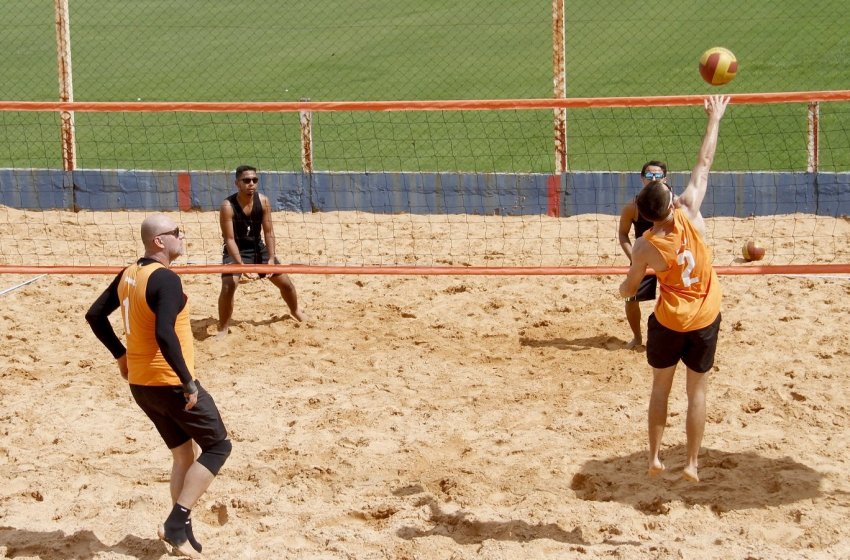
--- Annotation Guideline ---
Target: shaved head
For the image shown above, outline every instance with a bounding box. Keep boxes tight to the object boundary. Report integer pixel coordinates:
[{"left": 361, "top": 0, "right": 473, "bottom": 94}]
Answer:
[
  {"left": 139, "top": 213, "right": 183, "bottom": 265},
  {"left": 141, "top": 214, "right": 176, "bottom": 244}
]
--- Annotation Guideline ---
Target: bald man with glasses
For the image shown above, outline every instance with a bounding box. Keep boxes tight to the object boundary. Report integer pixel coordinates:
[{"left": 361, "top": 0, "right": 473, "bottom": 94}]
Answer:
[{"left": 86, "top": 213, "right": 232, "bottom": 557}]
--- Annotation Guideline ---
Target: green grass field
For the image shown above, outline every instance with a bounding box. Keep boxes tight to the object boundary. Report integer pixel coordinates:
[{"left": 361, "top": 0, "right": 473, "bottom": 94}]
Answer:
[{"left": 0, "top": 1, "right": 848, "bottom": 172}]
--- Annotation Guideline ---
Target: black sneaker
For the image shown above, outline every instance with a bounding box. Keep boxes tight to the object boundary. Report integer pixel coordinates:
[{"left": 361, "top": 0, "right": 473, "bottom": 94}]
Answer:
[
  {"left": 158, "top": 524, "right": 202, "bottom": 559},
  {"left": 186, "top": 518, "right": 203, "bottom": 553}
]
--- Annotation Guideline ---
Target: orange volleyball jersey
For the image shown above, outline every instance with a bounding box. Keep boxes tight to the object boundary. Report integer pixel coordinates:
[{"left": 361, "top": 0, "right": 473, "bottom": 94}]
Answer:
[
  {"left": 642, "top": 209, "right": 722, "bottom": 332},
  {"left": 117, "top": 263, "right": 195, "bottom": 385}
]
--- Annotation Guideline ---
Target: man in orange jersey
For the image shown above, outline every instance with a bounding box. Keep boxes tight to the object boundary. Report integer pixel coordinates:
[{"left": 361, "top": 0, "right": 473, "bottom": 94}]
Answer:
[
  {"left": 619, "top": 95, "right": 730, "bottom": 483},
  {"left": 86, "top": 213, "right": 231, "bottom": 558},
  {"left": 217, "top": 164, "right": 308, "bottom": 336}
]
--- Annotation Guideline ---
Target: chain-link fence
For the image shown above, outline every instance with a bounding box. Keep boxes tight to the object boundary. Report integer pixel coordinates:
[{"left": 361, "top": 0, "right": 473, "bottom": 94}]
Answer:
[
  {"left": 1, "top": 1, "right": 848, "bottom": 103},
  {"left": 0, "top": 2, "right": 849, "bottom": 173}
]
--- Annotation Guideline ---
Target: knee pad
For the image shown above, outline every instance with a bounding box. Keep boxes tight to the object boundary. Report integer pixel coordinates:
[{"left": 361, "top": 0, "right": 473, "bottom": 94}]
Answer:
[{"left": 197, "top": 438, "right": 232, "bottom": 476}]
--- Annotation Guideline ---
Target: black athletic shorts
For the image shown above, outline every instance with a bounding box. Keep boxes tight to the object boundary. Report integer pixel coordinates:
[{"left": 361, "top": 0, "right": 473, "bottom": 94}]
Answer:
[
  {"left": 625, "top": 275, "right": 657, "bottom": 302},
  {"left": 130, "top": 381, "right": 228, "bottom": 450},
  {"left": 646, "top": 312, "right": 721, "bottom": 374},
  {"left": 222, "top": 246, "right": 280, "bottom": 278}
]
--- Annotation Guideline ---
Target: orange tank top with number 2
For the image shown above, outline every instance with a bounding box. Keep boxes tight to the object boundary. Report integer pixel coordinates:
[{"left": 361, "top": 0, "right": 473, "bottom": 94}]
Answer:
[{"left": 642, "top": 209, "right": 722, "bottom": 332}]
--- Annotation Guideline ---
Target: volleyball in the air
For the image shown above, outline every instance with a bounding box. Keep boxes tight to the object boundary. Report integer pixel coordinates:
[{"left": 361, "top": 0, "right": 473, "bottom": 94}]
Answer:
[{"left": 699, "top": 47, "right": 738, "bottom": 86}]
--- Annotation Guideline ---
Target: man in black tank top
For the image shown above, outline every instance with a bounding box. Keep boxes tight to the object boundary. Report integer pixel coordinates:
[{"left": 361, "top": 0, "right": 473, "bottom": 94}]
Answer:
[
  {"left": 616, "top": 160, "right": 667, "bottom": 349},
  {"left": 217, "top": 165, "right": 309, "bottom": 336}
]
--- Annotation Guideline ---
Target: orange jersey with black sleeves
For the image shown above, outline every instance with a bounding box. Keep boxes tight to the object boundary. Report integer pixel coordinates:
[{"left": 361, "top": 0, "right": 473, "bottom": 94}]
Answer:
[
  {"left": 117, "top": 263, "right": 195, "bottom": 385},
  {"left": 642, "top": 209, "right": 722, "bottom": 332}
]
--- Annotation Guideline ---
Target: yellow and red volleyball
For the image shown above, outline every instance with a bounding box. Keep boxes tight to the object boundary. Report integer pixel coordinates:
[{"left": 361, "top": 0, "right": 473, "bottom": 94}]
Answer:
[
  {"left": 699, "top": 47, "right": 738, "bottom": 86},
  {"left": 742, "top": 239, "right": 766, "bottom": 262}
]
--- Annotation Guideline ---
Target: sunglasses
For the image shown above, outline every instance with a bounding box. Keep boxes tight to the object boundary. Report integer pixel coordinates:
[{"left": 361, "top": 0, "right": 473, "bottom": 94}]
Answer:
[
  {"left": 240, "top": 177, "right": 259, "bottom": 184},
  {"left": 156, "top": 227, "right": 180, "bottom": 238},
  {"left": 644, "top": 171, "right": 665, "bottom": 180}
]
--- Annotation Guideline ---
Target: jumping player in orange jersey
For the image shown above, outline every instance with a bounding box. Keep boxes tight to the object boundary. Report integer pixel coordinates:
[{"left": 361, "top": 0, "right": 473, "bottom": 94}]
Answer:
[
  {"left": 619, "top": 95, "right": 730, "bottom": 482},
  {"left": 86, "top": 213, "right": 232, "bottom": 557}
]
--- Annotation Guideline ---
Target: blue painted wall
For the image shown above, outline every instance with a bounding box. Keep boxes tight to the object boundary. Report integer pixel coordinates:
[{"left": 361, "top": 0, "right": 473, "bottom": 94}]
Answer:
[{"left": 1, "top": 169, "right": 848, "bottom": 217}]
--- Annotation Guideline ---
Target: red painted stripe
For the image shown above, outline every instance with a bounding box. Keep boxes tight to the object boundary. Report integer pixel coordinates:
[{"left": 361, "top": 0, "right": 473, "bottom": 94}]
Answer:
[
  {"left": 177, "top": 173, "right": 191, "bottom": 211},
  {"left": 547, "top": 174, "right": 560, "bottom": 217}
]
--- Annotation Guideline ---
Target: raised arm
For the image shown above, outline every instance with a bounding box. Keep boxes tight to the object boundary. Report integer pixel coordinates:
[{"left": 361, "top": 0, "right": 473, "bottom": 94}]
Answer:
[{"left": 678, "top": 95, "right": 730, "bottom": 223}]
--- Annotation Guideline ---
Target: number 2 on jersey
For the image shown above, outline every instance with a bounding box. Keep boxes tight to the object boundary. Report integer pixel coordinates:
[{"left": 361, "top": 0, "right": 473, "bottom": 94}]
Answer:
[{"left": 677, "top": 249, "right": 698, "bottom": 287}]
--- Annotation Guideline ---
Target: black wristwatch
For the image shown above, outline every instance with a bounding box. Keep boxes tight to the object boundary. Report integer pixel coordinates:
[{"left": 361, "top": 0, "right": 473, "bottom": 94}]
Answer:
[{"left": 182, "top": 379, "right": 198, "bottom": 394}]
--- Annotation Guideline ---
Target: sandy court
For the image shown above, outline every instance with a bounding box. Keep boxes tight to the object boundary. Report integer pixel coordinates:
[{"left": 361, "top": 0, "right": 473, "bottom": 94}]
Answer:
[{"left": 1, "top": 210, "right": 850, "bottom": 559}]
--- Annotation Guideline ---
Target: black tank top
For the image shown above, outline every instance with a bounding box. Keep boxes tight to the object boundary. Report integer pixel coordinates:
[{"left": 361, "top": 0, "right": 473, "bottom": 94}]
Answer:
[{"left": 225, "top": 192, "right": 264, "bottom": 255}]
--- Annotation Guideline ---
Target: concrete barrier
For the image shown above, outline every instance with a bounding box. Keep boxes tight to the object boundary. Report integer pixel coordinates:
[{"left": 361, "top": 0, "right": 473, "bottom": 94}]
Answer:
[{"left": 1, "top": 169, "right": 848, "bottom": 217}]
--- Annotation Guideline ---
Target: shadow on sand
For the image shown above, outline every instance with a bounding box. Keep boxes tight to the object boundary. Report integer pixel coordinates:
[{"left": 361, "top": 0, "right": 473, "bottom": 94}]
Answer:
[
  {"left": 520, "top": 334, "right": 627, "bottom": 351},
  {"left": 571, "top": 444, "right": 823, "bottom": 515},
  {"left": 394, "top": 491, "right": 590, "bottom": 546},
  {"left": 0, "top": 526, "right": 163, "bottom": 560},
  {"left": 191, "top": 315, "right": 290, "bottom": 341}
]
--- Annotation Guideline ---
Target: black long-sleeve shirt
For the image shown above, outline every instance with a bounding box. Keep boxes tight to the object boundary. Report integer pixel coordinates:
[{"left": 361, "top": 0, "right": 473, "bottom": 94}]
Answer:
[{"left": 85, "top": 258, "right": 193, "bottom": 385}]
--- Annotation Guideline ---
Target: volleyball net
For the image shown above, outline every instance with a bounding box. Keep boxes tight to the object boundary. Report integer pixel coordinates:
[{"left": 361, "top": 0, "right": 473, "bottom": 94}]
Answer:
[{"left": 1, "top": 92, "right": 850, "bottom": 275}]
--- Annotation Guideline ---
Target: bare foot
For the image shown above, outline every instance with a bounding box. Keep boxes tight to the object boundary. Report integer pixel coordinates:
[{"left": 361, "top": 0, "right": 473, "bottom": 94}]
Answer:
[
  {"left": 292, "top": 309, "right": 311, "bottom": 323},
  {"left": 682, "top": 465, "right": 700, "bottom": 482},
  {"left": 215, "top": 322, "right": 229, "bottom": 340},
  {"left": 158, "top": 524, "right": 203, "bottom": 559},
  {"left": 647, "top": 459, "right": 666, "bottom": 477},
  {"left": 626, "top": 337, "right": 643, "bottom": 350}
]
